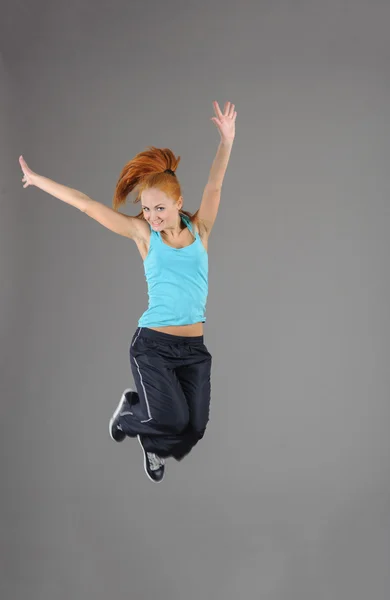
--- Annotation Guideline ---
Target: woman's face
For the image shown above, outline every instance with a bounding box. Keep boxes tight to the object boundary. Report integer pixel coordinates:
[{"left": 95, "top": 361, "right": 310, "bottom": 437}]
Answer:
[{"left": 141, "top": 188, "right": 183, "bottom": 231}]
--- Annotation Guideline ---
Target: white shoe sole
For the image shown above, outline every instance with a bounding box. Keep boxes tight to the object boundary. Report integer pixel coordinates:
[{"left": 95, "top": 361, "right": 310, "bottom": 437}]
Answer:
[
  {"left": 137, "top": 435, "right": 164, "bottom": 483},
  {"left": 109, "top": 388, "right": 134, "bottom": 441}
]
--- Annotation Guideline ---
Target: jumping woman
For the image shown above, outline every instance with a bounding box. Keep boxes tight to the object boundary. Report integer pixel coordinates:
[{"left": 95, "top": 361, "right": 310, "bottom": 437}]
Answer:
[{"left": 19, "top": 100, "right": 237, "bottom": 482}]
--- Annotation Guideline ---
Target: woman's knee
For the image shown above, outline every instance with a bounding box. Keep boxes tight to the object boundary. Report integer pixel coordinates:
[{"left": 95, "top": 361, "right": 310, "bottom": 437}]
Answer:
[
  {"left": 157, "top": 408, "right": 189, "bottom": 434},
  {"left": 195, "top": 426, "right": 207, "bottom": 441},
  {"left": 172, "top": 411, "right": 190, "bottom": 434}
]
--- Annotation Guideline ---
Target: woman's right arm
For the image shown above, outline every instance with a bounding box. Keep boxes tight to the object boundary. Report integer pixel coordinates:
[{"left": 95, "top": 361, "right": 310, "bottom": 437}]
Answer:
[{"left": 19, "top": 156, "right": 147, "bottom": 240}]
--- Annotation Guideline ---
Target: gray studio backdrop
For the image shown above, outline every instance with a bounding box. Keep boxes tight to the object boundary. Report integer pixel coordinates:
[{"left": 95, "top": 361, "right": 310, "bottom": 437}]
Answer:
[{"left": 1, "top": 1, "right": 390, "bottom": 599}]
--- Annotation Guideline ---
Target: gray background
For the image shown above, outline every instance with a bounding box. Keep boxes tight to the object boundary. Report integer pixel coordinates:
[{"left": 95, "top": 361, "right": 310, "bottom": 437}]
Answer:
[{"left": 1, "top": 0, "right": 390, "bottom": 598}]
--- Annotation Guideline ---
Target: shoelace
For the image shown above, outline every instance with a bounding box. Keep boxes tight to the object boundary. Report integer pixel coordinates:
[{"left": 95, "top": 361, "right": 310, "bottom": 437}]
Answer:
[{"left": 147, "top": 452, "right": 165, "bottom": 471}]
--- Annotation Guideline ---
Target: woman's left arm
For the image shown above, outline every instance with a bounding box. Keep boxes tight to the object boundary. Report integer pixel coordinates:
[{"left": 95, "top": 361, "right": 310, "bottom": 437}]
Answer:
[{"left": 197, "top": 101, "right": 236, "bottom": 233}]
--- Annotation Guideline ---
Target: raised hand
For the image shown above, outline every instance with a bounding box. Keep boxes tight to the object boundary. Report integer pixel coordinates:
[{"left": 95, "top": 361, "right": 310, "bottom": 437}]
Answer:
[
  {"left": 19, "top": 155, "right": 36, "bottom": 188},
  {"left": 210, "top": 101, "right": 237, "bottom": 143}
]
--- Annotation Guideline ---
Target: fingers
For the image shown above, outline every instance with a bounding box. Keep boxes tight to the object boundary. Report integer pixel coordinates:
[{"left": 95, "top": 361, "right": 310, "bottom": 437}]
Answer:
[
  {"left": 222, "top": 102, "right": 235, "bottom": 117},
  {"left": 19, "top": 156, "right": 31, "bottom": 188},
  {"left": 212, "top": 101, "right": 223, "bottom": 120},
  {"left": 19, "top": 155, "right": 32, "bottom": 182},
  {"left": 20, "top": 159, "right": 29, "bottom": 186},
  {"left": 225, "top": 102, "right": 235, "bottom": 118},
  {"left": 213, "top": 101, "right": 236, "bottom": 120},
  {"left": 19, "top": 155, "right": 28, "bottom": 173}
]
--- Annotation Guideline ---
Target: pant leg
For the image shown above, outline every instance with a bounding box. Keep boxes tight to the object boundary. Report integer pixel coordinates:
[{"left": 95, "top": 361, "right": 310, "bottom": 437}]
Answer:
[
  {"left": 118, "top": 332, "right": 191, "bottom": 457},
  {"left": 170, "top": 344, "right": 212, "bottom": 461}
]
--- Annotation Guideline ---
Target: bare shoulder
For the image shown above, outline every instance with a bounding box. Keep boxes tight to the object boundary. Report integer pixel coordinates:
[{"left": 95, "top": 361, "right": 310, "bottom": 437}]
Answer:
[
  {"left": 129, "top": 216, "right": 150, "bottom": 242},
  {"left": 192, "top": 216, "right": 210, "bottom": 250},
  {"left": 192, "top": 216, "right": 208, "bottom": 237},
  {"left": 129, "top": 217, "right": 151, "bottom": 261}
]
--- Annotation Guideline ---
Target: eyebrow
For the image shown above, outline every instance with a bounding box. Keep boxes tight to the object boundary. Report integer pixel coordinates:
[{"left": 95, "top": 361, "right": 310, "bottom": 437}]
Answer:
[{"left": 142, "top": 204, "right": 165, "bottom": 208}]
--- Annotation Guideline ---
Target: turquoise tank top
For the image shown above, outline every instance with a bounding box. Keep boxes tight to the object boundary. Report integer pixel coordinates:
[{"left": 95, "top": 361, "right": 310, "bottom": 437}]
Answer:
[{"left": 138, "top": 214, "right": 208, "bottom": 327}]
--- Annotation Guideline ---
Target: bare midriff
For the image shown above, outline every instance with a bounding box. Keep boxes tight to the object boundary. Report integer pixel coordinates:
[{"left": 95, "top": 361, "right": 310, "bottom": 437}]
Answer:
[{"left": 148, "top": 322, "right": 204, "bottom": 337}]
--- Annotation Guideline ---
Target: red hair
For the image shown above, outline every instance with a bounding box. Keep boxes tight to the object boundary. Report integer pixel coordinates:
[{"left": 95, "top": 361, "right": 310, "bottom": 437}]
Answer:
[{"left": 112, "top": 146, "right": 195, "bottom": 220}]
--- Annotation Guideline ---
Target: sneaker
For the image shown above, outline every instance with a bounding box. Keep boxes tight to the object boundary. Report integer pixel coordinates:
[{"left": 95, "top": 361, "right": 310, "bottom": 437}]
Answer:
[
  {"left": 109, "top": 388, "right": 136, "bottom": 442},
  {"left": 137, "top": 435, "right": 165, "bottom": 483}
]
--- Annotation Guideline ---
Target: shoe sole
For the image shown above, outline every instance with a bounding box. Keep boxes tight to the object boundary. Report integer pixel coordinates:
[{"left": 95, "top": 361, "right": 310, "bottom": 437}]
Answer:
[
  {"left": 109, "top": 388, "right": 133, "bottom": 441},
  {"left": 137, "top": 435, "right": 164, "bottom": 483}
]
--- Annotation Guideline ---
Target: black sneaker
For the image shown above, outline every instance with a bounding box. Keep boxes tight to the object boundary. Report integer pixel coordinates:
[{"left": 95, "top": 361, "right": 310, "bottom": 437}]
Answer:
[
  {"left": 137, "top": 435, "right": 165, "bottom": 483},
  {"left": 109, "top": 388, "right": 136, "bottom": 442}
]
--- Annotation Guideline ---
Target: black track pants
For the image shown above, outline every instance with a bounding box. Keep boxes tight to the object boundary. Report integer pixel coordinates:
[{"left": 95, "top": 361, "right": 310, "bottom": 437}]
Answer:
[{"left": 118, "top": 327, "right": 212, "bottom": 460}]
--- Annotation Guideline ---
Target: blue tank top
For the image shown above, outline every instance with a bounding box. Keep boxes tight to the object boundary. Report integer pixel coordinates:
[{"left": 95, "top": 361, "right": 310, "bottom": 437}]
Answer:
[{"left": 138, "top": 214, "right": 208, "bottom": 327}]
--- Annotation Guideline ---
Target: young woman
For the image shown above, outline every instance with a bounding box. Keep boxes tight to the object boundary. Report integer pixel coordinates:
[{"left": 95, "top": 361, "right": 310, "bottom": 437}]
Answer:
[{"left": 19, "top": 100, "right": 237, "bottom": 482}]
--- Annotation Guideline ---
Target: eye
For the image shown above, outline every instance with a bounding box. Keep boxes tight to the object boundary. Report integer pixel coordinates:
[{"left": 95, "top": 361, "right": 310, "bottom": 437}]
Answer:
[
  {"left": 142, "top": 207, "right": 149, "bottom": 212},
  {"left": 157, "top": 207, "right": 165, "bottom": 212}
]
